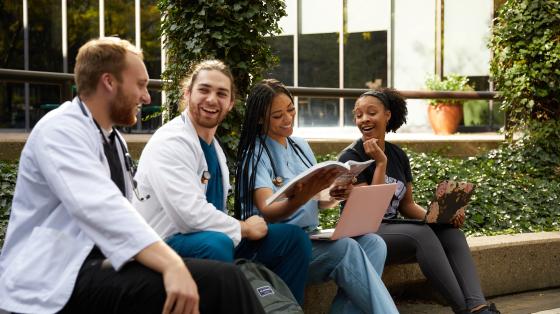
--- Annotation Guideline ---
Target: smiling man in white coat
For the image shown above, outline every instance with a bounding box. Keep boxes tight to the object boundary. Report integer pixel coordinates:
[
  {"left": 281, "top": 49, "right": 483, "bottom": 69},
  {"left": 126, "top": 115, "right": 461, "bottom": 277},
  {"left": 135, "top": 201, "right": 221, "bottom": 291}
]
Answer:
[
  {"left": 0, "top": 38, "right": 264, "bottom": 314},
  {"left": 133, "top": 60, "right": 312, "bottom": 304}
]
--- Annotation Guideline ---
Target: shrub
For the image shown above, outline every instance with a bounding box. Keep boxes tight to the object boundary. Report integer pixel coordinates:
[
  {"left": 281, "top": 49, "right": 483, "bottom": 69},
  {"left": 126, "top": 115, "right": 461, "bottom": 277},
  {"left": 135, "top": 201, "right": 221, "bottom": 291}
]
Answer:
[
  {"left": 0, "top": 161, "right": 17, "bottom": 248},
  {"left": 318, "top": 137, "right": 560, "bottom": 235},
  {"left": 489, "top": 0, "right": 560, "bottom": 134}
]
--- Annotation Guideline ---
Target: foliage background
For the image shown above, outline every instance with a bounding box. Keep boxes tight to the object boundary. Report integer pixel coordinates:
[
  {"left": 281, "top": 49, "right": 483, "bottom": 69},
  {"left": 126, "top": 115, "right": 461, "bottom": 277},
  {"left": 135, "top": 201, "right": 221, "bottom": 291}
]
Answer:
[
  {"left": 317, "top": 139, "right": 560, "bottom": 235},
  {"left": 159, "top": 0, "right": 286, "bottom": 166},
  {"left": 489, "top": 0, "right": 560, "bottom": 135},
  {"left": 2, "top": 137, "right": 559, "bottom": 247}
]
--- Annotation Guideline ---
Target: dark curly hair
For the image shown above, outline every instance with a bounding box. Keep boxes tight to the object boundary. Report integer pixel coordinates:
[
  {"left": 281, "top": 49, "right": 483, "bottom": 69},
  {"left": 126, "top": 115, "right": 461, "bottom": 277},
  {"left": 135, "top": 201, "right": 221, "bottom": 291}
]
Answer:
[{"left": 356, "top": 87, "right": 408, "bottom": 133}]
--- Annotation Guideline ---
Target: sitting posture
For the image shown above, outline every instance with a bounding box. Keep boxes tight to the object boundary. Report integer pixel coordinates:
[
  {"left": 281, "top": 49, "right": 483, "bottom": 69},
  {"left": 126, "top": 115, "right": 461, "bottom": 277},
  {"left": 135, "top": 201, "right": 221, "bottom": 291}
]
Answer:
[
  {"left": 133, "top": 60, "right": 311, "bottom": 304},
  {"left": 0, "top": 38, "right": 263, "bottom": 314},
  {"left": 338, "top": 88, "right": 500, "bottom": 314},
  {"left": 235, "top": 79, "right": 399, "bottom": 314}
]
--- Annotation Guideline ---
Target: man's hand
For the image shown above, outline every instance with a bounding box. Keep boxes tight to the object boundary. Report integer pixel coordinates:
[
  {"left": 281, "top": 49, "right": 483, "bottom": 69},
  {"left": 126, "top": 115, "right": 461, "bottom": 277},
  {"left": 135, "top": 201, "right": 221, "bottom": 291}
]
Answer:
[
  {"left": 162, "top": 260, "right": 200, "bottom": 314},
  {"left": 134, "top": 241, "right": 200, "bottom": 314},
  {"left": 240, "top": 215, "right": 268, "bottom": 240}
]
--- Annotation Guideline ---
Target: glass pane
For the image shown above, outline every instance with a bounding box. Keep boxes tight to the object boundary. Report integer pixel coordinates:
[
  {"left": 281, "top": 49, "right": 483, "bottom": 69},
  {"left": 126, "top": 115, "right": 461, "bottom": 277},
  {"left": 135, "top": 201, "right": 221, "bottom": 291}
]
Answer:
[
  {"left": 105, "top": 0, "right": 134, "bottom": 42},
  {"left": 344, "top": 31, "right": 387, "bottom": 89},
  {"left": 343, "top": 98, "right": 358, "bottom": 126},
  {"left": 30, "top": 84, "right": 61, "bottom": 127},
  {"left": 29, "top": 0, "right": 62, "bottom": 72},
  {"left": 265, "top": 35, "right": 293, "bottom": 86},
  {"left": 68, "top": 0, "right": 99, "bottom": 73},
  {"left": 298, "top": 33, "right": 338, "bottom": 87},
  {"left": 0, "top": 83, "right": 25, "bottom": 128},
  {"left": 444, "top": 0, "right": 492, "bottom": 76},
  {"left": 142, "top": 0, "right": 161, "bottom": 79},
  {"left": 347, "top": 0, "right": 388, "bottom": 32},
  {"left": 0, "top": 2, "right": 24, "bottom": 129},
  {"left": 140, "top": 0, "right": 162, "bottom": 131},
  {"left": 0, "top": 1, "right": 24, "bottom": 69},
  {"left": 301, "top": 0, "right": 340, "bottom": 34},
  {"left": 298, "top": 97, "right": 339, "bottom": 127}
]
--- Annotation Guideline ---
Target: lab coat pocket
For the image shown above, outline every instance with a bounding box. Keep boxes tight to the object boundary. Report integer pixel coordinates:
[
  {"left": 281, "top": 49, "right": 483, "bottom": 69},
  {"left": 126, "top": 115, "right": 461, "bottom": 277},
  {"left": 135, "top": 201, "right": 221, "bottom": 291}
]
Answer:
[{"left": 3, "top": 227, "right": 84, "bottom": 298}]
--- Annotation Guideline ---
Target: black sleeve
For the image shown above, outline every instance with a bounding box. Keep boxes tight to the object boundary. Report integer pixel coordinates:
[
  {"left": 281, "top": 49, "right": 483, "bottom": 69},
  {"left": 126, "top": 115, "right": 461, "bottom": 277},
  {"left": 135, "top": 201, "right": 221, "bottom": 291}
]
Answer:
[
  {"left": 403, "top": 153, "right": 413, "bottom": 183},
  {"left": 338, "top": 149, "right": 373, "bottom": 185}
]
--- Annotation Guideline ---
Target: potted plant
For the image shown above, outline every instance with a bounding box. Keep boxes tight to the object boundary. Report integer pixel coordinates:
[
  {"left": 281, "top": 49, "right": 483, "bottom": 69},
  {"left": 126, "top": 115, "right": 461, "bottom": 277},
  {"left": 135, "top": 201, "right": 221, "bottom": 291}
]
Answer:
[{"left": 425, "top": 74, "right": 474, "bottom": 134}]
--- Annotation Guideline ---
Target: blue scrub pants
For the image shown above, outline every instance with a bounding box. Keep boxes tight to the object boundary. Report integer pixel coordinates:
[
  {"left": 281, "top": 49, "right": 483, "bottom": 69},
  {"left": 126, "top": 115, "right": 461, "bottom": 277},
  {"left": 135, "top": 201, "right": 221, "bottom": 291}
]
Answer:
[
  {"left": 166, "top": 223, "right": 311, "bottom": 304},
  {"left": 308, "top": 233, "right": 399, "bottom": 314}
]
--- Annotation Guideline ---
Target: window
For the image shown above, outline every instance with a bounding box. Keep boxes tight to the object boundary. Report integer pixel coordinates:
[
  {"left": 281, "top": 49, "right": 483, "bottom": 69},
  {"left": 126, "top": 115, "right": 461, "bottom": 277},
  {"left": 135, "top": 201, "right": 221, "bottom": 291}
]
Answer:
[{"left": 0, "top": 1, "right": 24, "bottom": 128}]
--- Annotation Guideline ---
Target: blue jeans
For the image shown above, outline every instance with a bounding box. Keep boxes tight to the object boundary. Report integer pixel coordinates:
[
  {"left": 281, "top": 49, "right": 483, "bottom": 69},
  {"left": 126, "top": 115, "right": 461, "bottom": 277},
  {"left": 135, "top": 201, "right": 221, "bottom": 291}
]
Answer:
[
  {"left": 308, "top": 233, "right": 398, "bottom": 314},
  {"left": 166, "top": 224, "right": 311, "bottom": 304}
]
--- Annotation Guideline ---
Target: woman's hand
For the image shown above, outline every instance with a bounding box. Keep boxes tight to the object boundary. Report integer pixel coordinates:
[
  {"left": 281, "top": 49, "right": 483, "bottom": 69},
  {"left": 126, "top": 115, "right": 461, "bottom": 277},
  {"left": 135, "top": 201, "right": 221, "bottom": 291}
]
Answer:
[
  {"left": 329, "top": 182, "right": 353, "bottom": 201},
  {"left": 291, "top": 168, "right": 341, "bottom": 203},
  {"left": 451, "top": 208, "right": 466, "bottom": 228},
  {"left": 363, "top": 138, "right": 387, "bottom": 164}
]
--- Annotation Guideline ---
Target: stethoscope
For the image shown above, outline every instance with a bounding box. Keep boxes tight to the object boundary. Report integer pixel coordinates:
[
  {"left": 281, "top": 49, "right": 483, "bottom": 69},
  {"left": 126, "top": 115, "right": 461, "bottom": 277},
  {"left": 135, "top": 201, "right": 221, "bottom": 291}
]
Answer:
[
  {"left": 78, "top": 98, "right": 150, "bottom": 201},
  {"left": 180, "top": 113, "right": 213, "bottom": 185},
  {"left": 263, "top": 137, "right": 314, "bottom": 187}
]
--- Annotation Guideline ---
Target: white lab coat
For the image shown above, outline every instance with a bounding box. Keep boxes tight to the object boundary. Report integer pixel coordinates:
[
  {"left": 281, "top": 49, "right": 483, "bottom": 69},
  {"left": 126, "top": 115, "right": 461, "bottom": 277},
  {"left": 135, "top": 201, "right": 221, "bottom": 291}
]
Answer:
[
  {"left": 0, "top": 97, "right": 160, "bottom": 314},
  {"left": 133, "top": 111, "right": 242, "bottom": 246}
]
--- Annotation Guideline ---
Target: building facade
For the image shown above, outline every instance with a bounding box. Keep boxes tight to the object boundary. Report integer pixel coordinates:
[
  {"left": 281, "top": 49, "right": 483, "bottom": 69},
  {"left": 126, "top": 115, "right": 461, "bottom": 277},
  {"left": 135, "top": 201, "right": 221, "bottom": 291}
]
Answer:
[{"left": 0, "top": 0, "right": 499, "bottom": 135}]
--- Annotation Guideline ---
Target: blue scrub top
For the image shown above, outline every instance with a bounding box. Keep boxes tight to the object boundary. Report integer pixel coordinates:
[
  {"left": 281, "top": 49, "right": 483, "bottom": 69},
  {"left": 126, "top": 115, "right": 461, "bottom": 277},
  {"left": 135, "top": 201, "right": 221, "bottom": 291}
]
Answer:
[
  {"left": 248, "top": 136, "right": 319, "bottom": 230},
  {"left": 199, "top": 137, "right": 224, "bottom": 212}
]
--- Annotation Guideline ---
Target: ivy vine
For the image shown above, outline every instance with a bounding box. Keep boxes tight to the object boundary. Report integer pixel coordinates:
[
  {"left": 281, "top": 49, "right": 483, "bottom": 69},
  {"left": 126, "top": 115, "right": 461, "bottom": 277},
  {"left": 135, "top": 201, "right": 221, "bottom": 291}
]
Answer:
[{"left": 159, "top": 0, "right": 287, "bottom": 166}]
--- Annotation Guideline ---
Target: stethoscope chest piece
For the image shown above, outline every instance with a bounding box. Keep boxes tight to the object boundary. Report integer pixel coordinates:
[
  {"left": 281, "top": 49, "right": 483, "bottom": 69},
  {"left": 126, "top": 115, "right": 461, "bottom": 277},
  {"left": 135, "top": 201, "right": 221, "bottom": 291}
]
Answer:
[{"left": 272, "top": 176, "right": 284, "bottom": 187}]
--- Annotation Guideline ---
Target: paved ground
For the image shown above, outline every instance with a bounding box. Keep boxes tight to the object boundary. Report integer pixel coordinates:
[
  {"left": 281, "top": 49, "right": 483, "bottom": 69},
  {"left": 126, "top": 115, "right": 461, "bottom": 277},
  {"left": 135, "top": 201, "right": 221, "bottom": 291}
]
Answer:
[{"left": 396, "top": 288, "right": 560, "bottom": 314}]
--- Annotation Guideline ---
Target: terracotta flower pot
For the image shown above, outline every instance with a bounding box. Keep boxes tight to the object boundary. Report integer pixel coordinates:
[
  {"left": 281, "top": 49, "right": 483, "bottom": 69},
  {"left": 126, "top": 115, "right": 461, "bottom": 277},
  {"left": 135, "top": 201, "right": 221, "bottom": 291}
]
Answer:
[{"left": 428, "top": 102, "right": 463, "bottom": 135}]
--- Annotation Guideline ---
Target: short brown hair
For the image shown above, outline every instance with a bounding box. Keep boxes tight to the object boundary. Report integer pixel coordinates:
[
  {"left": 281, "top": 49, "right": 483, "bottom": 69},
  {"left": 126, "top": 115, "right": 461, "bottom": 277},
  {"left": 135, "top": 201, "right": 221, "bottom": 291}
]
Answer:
[
  {"left": 74, "top": 37, "right": 143, "bottom": 97},
  {"left": 179, "top": 60, "right": 236, "bottom": 111}
]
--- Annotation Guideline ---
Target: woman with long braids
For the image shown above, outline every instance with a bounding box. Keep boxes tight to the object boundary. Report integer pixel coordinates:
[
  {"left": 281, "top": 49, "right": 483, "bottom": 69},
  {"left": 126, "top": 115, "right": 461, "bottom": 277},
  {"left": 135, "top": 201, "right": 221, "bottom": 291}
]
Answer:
[
  {"left": 235, "top": 79, "right": 398, "bottom": 314},
  {"left": 338, "top": 88, "right": 500, "bottom": 314}
]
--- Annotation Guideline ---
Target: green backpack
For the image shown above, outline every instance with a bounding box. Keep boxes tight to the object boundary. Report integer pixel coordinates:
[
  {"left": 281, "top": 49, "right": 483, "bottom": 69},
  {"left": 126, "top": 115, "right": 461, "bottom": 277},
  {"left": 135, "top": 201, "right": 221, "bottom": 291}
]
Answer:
[{"left": 235, "top": 259, "right": 304, "bottom": 314}]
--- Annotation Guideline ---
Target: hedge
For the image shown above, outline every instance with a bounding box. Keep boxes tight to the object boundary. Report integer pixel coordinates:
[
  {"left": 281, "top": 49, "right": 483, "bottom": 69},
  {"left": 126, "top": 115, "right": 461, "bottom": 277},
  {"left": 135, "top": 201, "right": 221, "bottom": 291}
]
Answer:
[{"left": 2, "top": 135, "right": 559, "bottom": 248}]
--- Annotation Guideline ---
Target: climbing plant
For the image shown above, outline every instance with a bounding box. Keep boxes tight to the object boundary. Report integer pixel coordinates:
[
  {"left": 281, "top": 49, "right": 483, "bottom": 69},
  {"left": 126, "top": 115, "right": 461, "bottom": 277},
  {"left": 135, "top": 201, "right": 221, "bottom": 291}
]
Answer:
[{"left": 158, "top": 0, "right": 286, "bottom": 164}]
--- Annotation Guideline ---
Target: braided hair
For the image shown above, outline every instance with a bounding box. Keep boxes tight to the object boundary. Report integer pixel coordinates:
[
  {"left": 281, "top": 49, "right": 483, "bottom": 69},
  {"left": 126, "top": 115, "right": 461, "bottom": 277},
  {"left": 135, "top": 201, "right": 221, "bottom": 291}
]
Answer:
[{"left": 234, "top": 79, "right": 294, "bottom": 220}]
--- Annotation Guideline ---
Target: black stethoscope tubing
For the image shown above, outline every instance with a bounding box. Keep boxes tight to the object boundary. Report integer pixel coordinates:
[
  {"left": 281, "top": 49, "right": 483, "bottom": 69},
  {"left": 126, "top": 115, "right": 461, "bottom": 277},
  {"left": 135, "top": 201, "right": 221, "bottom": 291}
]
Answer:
[
  {"left": 263, "top": 137, "right": 313, "bottom": 187},
  {"left": 77, "top": 98, "right": 149, "bottom": 201}
]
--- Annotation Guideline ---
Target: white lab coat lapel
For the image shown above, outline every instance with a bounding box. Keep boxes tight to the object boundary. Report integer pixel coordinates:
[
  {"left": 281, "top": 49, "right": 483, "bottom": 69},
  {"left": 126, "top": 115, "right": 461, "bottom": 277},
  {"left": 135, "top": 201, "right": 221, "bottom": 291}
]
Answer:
[{"left": 183, "top": 112, "right": 230, "bottom": 210}]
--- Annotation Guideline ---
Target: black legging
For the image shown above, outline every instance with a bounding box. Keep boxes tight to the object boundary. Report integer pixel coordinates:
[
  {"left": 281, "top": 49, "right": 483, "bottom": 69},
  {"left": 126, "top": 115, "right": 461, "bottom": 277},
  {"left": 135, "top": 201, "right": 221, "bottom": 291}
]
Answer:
[{"left": 377, "top": 222, "right": 486, "bottom": 313}]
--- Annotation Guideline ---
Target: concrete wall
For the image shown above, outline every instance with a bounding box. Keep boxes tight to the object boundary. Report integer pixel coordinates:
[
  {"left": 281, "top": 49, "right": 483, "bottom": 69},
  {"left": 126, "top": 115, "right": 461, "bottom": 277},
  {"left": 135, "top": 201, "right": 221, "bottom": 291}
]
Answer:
[
  {"left": 0, "top": 133, "right": 504, "bottom": 161},
  {"left": 303, "top": 232, "right": 560, "bottom": 313}
]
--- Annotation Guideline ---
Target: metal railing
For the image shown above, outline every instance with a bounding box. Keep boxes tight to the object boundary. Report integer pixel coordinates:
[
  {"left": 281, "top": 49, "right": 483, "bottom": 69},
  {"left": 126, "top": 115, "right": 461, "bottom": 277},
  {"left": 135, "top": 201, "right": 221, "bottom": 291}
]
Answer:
[{"left": 1, "top": 68, "right": 500, "bottom": 131}]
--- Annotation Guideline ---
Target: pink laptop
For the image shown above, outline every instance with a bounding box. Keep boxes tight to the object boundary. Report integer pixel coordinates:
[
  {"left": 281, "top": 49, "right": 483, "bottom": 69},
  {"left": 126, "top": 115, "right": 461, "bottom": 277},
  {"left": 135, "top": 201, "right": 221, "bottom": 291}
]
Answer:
[{"left": 310, "top": 183, "right": 397, "bottom": 240}]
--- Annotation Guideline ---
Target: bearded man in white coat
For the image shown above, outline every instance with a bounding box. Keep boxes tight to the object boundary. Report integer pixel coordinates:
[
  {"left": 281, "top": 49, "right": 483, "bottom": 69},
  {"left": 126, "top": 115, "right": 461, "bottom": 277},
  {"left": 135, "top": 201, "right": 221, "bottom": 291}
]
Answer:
[{"left": 0, "top": 38, "right": 264, "bottom": 314}]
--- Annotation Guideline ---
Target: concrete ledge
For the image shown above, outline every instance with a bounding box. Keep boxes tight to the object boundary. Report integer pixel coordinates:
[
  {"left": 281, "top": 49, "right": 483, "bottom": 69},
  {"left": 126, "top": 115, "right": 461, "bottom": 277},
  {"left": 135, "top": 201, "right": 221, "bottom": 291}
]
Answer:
[
  {"left": 307, "top": 134, "right": 504, "bottom": 157},
  {"left": 0, "top": 132, "right": 504, "bottom": 160},
  {"left": 303, "top": 232, "right": 560, "bottom": 313}
]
